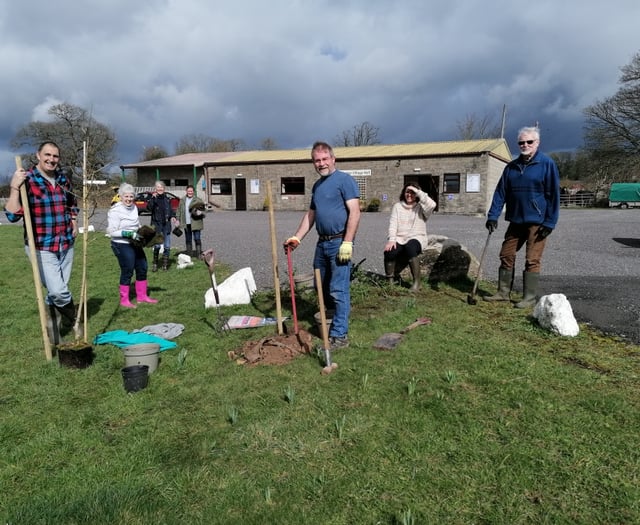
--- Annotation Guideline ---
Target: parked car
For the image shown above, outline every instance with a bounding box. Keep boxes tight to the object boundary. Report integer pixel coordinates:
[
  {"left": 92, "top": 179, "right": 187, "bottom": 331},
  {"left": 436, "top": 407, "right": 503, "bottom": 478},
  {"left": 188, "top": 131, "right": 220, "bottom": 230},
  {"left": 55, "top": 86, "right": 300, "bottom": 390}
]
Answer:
[{"left": 135, "top": 191, "right": 180, "bottom": 215}]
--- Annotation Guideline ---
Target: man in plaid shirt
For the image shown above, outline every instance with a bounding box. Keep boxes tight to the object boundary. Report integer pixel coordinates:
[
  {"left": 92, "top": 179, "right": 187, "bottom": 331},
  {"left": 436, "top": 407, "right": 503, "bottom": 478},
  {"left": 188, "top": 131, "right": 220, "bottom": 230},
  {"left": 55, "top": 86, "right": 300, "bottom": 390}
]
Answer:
[{"left": 5, "top": 141, "right": 80, "bottom": 343}]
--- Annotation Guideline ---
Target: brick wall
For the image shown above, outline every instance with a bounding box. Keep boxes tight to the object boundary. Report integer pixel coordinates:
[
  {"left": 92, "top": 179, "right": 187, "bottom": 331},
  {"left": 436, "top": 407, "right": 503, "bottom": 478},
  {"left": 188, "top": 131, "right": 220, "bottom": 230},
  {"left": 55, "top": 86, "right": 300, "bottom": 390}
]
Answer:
[{"left": 136, "top": 153, "right": 505, "bottom": 215}]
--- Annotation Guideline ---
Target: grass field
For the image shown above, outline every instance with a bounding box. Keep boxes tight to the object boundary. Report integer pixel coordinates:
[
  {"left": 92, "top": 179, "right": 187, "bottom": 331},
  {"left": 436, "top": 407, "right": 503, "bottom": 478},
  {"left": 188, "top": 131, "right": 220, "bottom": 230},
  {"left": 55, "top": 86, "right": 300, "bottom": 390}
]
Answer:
[{"left": 0, "top": 226, "right": 638, "bottom": 524}]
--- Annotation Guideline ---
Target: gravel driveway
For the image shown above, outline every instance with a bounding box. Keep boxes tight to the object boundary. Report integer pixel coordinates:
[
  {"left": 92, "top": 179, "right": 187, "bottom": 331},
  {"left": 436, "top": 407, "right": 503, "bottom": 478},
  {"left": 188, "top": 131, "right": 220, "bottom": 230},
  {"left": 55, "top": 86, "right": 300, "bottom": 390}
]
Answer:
[{"left": 90, "top": 207, "right": 640, "bottom": 344}]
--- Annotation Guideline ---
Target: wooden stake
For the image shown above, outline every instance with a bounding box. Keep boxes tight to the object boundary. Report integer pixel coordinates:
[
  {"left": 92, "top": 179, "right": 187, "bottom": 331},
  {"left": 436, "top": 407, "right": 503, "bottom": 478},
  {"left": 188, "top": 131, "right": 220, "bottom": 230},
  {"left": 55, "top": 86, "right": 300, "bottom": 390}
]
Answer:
[
  {"left": 266, "top": 181, "right": 284, "bottom": 335},
  {"left": 79, "top": 141, "right": 88, "bottom": 341},
  {"left": 15, "top": 156, "right": 53, "bottom": 361},
  {"left": 315, "top": 268, "right": 337, "bottom": 374}
]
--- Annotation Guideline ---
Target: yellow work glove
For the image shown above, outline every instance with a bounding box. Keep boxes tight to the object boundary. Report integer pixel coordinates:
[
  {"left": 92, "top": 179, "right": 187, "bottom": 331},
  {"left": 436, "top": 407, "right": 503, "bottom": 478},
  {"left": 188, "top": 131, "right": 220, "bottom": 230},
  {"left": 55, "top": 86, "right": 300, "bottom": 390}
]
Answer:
[
  {"left": 337, "top": 241, "right": 353, "bottom": 263},
  {"left": 283, "top": 236, "right": 300, "bottom": 253}
]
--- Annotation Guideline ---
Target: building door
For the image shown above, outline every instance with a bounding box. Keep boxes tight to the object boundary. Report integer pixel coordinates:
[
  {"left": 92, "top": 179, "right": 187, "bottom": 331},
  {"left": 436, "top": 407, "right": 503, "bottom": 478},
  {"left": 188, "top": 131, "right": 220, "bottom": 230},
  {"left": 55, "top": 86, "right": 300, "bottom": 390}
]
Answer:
[
  {"left": 235, "top": 178, "right": 247, "bottom": 211},
  {"left": 404, "top": 175, "right": 439, "bottom": 212}
]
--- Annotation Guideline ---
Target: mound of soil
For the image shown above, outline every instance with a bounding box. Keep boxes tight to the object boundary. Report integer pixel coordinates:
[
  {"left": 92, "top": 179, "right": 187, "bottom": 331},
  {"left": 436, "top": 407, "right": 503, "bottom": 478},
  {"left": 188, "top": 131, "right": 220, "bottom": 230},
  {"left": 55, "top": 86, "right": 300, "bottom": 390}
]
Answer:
[{"left": 229, "top": 329, "right": 314, "bottom": 366}]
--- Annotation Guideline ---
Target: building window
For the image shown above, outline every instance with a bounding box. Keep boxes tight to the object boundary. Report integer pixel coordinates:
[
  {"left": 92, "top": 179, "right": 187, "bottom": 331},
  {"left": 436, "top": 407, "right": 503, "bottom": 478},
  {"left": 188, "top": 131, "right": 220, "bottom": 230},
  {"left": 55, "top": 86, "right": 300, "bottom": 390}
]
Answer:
[
  {"left": 174, "top": 178, "right": 189, "bottom": 187},
  {"left": 281, "top": 177, "right": 305, "bottom": 195},
  {"left": 210, "top": 178, "right": 232, "bottom": 195},
  {"left": 443, "top": 173, "right": 460, "bottom": 193}
]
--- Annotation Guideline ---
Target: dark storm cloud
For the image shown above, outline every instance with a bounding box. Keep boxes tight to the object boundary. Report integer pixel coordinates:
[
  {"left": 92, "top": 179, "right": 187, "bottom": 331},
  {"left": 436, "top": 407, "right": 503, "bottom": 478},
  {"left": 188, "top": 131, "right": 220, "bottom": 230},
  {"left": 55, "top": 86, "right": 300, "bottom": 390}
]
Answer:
[{"left": 0, "top": 0, "right": 638, "bottom": 175}]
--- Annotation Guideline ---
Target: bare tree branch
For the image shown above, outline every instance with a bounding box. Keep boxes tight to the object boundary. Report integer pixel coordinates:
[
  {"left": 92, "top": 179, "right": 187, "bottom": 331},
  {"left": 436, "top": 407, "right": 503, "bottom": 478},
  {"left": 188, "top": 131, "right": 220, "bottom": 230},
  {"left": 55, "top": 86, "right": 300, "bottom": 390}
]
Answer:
[{"left": 333, "top": 121, "right": 381, "bottom": 146}]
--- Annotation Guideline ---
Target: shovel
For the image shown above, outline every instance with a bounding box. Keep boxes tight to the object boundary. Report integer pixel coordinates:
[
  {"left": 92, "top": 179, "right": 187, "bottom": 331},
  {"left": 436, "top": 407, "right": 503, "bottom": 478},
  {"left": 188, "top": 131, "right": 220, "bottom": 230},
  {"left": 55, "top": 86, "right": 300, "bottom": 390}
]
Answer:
[
  {"left": 201, "top": 249, "right": 229, "bottom": 333},
  {"left": 315, "top": 268, "right": 337, "bottom": 374},
  {"left": 373, "top": 317, "right": 431, "bottom": 350},
  {"left": 467, "top": 230, "right": 492, "bottom": 305}
]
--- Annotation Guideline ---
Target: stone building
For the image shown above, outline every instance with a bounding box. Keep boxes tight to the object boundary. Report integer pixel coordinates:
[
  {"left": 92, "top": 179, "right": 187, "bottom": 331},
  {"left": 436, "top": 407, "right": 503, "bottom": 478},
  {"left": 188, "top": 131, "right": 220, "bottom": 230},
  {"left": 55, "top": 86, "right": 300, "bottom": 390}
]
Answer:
[{"left": 120, "top": 138, "right": 512, "bottom": 215}]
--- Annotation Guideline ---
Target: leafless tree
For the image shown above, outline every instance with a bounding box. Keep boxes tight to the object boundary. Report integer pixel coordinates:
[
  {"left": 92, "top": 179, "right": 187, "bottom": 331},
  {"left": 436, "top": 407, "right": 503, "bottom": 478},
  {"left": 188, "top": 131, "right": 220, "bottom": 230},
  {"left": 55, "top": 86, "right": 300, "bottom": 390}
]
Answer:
[
  {"left": 174, "top": 134, "right": 247, "bottom": 154},
  {"left": 10, "top": 103, "right": 119, "bottom": 216},
  {"left": 260, "top": 137, "right": 279, "bottom": 150},
  {"left": 334, "top": 121, "right": 381, "bottom": 147},
  {"left": 140, "top": 145, "right": 169, "bottom": 161},
  {"left": 455, "top": 113, "right": 502, "bottom": 140},
  {"left": 11, "top": 102, "right": 117, "bottom": 174},
  {"left": 583, "top": 51, "right": 640, "bottom": 181}
]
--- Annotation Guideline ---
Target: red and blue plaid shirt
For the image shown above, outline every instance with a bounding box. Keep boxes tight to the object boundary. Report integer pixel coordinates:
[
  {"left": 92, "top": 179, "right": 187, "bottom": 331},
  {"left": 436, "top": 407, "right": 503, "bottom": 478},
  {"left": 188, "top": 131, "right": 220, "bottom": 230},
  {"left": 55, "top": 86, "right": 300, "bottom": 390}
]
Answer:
[{"left": 5, "top": 167, "right": 79, "bottom": 252}]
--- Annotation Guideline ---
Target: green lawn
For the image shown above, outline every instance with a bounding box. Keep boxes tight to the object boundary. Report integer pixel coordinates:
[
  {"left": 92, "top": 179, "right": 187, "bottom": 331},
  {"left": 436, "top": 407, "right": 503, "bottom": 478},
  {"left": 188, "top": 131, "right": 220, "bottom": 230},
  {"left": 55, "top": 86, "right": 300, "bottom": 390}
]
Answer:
[{"left": 0, "top": 226, "right": 638, "bottom": 524}]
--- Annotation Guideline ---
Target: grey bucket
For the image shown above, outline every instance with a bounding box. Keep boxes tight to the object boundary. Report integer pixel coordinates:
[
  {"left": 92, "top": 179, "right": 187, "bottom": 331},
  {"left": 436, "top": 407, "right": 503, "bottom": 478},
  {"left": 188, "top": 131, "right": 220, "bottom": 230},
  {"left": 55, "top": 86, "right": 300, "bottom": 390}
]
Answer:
[
  {"left": 314, "top": 310, "right": 334, "bottom": 334},
  {"left": 123, "top": 343, "right": 160, "bottom": 374},
  {"left": 294, "top": 272, "right": 315, "bottom": 290},
  {"left": 122, "top": 365, "right": 149, "bottom": 393}
]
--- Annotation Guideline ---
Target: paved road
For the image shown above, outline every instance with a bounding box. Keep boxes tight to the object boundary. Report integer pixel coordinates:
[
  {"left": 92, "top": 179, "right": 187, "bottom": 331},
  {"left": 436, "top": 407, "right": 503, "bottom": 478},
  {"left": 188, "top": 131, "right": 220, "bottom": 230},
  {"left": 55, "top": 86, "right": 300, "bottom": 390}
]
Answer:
[{"left": 89, "top": 208, "right": 640, "bottom": 344}]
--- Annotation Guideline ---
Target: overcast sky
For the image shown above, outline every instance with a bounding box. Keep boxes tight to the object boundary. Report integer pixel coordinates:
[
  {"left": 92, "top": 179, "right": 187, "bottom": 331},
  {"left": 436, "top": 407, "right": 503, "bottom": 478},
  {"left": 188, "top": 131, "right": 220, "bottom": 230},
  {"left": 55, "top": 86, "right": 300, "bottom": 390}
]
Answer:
[{"left": 1, "top": 0, "right": 638, "bottom": 176}]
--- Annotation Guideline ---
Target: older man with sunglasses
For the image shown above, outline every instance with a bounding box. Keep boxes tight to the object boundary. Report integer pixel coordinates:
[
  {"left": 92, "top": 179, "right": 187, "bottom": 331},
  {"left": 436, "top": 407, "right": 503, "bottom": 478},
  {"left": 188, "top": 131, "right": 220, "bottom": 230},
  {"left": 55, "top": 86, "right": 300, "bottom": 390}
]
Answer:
[{"left": 484, "top": 126, "right": 560, "bottom": 308}]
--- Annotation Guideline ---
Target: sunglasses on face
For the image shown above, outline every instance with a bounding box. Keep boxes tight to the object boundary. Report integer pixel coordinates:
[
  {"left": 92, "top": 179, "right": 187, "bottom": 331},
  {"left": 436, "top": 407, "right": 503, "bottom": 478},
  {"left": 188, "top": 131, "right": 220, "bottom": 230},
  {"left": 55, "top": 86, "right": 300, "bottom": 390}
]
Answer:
[{"left": 518, "top": 140, "right": 536, "bottom": 146}]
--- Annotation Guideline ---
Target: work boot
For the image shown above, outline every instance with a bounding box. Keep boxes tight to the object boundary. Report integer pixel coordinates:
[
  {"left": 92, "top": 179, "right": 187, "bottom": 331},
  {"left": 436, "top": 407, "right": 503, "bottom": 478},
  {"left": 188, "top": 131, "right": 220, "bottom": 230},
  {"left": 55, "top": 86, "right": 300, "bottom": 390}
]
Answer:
[
  {"left": 185, "top": 241, "right": 193, "bottom": 256},
  {"left": 135, "top": 280, "right": 158, "bottom": 304},
  {"left": 195, "top": 241, "right": 202, "bottom": 259},
  {"left": 384, "top": 260, "right": 396, "bottom": 283},
  {"left": 483, "top": 268, "right": 513, "bottom": 302},
  {"left": 329, "top": 336, "right": 349, "bottom": 351},
  {"left": 408, "top": 257, "right": 421, "bottom": 291},
  {"left": 162, "top": 252, "right": 169, "bottom": 271},
  {"left": 515, "top": 272, "right": 540, "bottom": 309},
  {"left": 119, "top": 284, "right": 136, "bottom": 308},
  {"left": 46, "top": 305, "right": 62, "bottom": 345},
  {"left": 152, "top": 248, "right": 159, "bottom": 272},
  {"left": 56, "top": 301, "right": 82, "bottom": 340}
]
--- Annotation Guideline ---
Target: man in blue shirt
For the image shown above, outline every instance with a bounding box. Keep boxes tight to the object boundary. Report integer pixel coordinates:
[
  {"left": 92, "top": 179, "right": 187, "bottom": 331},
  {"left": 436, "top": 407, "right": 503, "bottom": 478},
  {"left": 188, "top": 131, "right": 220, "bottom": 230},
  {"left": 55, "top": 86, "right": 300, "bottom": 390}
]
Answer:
[
  {"left": 484, "top": 126, "right": 560, "bottom": 308},
  {"left": 284, "top": 141, "right": 361, "bottom": 349}
]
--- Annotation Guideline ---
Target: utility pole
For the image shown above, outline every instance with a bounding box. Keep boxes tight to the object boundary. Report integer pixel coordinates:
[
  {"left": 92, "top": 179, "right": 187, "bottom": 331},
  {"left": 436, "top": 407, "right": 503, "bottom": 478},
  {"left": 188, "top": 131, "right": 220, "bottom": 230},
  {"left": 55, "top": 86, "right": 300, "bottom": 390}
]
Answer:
[{"left": 500, "top": 104, "right": 507, "bottom": 138}]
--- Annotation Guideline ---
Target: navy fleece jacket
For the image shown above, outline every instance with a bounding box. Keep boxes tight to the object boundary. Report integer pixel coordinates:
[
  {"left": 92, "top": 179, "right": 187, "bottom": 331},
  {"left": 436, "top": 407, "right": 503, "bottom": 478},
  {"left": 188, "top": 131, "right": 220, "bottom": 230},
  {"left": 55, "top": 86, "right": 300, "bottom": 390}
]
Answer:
[{"left": 487, "top": 151, "right": 560, "bottom": 229}]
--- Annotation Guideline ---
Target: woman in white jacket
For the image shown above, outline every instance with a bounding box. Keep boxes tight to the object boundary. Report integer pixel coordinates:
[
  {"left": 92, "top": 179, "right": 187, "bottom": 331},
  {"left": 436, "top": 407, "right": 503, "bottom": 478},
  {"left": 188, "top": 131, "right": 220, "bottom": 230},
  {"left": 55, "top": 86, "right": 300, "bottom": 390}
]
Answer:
[
  {"left": 107, "top": 183, "right": 158, "bottom": 307},
  {"left": 383, "top": 183, "right": 437, "bottom": 291}
]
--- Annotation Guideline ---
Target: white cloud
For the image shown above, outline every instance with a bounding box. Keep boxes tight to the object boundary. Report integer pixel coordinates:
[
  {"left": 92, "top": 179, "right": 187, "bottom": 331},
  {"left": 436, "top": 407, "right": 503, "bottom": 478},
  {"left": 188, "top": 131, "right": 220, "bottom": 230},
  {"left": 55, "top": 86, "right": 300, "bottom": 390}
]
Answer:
[{"left": 31, "top": 97, "right": 64, "bottom": 121}]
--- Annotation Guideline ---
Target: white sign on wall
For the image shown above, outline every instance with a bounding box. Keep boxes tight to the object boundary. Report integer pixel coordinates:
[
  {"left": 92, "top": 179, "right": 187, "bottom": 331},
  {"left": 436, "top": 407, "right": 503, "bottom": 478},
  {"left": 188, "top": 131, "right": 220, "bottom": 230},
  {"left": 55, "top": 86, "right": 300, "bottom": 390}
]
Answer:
[
  {"left": 466, "top": 173, "right": 480, "bottom": 193},
  {"left": 343, "top": 169, "right": 372, "bottom": 177}
]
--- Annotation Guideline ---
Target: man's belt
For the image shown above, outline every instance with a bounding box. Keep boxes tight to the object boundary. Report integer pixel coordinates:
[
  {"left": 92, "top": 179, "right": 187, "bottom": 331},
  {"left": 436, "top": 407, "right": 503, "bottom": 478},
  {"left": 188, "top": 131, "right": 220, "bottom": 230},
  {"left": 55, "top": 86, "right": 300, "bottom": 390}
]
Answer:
[{"left": 318, "top": 231, "right": 344, "bottom": 242}]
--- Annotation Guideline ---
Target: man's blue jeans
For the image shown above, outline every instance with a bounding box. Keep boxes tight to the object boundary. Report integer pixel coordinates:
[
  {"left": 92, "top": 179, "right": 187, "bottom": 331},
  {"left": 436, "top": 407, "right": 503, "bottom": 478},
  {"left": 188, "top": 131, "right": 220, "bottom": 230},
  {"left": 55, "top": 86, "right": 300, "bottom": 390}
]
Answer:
[
  {"left": 313, "top": 238, "right": 351, "bottom": 338},
  {"left": 28, "top": 246, "right": 74, "bottom": 308}
]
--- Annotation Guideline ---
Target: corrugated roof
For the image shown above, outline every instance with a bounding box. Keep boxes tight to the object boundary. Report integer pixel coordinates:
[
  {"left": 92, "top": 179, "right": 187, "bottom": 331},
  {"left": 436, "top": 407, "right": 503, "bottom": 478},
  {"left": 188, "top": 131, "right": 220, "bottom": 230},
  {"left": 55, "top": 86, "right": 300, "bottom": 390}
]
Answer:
[
  {"left": 121, "top": 139, "right": 512, "bottom": 169},
  {"left": 122, "top": 152, "right": 238, "bottom": 168}
]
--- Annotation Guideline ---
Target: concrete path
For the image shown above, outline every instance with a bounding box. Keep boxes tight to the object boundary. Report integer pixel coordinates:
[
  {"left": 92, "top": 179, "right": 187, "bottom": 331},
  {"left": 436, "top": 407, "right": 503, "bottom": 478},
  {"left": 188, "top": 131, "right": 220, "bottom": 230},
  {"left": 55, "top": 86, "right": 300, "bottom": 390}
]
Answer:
[{"left": 90, "top": 207, "right": 640, "bottom": 344}]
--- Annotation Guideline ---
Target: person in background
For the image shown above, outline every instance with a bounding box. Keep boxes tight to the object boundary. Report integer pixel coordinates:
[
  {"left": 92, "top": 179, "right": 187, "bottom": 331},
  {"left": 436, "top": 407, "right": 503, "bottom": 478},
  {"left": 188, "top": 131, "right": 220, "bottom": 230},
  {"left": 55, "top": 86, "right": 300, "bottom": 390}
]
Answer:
[
  {"left": 383, "top": 183, "right": 437, "bottom": 291},
  {"left": 5, "top": 141, "right": 80, "bottom": 343},
  {"left": 107, "top": 183, "right": 157, "bottom": 308},
  {"left": 177, "top": 185, "right": 206, "bottom": 258},
  {"left": 148, "top": 180, "right": 176, "bottom": 271},
  {"left": 484, "top": 126, "right": 560, "bottom": 308},
  {"left": 110, "top": 186, "right": 120, "bottom": 205},
  {"left": 284, "top": 141, "right": 361, "bottom": 350}
]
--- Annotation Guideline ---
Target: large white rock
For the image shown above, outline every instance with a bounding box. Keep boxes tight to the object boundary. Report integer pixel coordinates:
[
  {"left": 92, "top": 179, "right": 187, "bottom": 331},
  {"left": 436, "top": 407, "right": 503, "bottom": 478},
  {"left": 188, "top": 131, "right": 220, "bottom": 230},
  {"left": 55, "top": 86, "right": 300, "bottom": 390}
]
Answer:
[
  {"left": 533, "top": 293, "right": 580, "bottom": 337},
  {"left": 176, "top": 253, "right": 194, "bottom": 269},
  {"left": 204, "top": 267, "right": 257, "bottom": 308}
]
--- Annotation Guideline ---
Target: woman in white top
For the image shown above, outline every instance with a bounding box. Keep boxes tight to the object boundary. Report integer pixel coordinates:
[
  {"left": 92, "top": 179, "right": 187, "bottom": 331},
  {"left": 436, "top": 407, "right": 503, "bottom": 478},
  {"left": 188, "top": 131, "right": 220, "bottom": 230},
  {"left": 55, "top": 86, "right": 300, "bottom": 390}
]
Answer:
[
  {"left": 107, "top": 183, "right": 158, "bottom": 307},
  {"left": 383, "top": 183, "right": 437, "bottom": 291}
]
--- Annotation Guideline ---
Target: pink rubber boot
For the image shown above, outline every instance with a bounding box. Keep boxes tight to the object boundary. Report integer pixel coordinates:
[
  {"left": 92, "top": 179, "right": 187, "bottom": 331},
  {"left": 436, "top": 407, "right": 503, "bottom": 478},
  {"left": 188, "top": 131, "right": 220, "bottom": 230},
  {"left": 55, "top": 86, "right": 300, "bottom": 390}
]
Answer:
[
  {"left": 135, "top": 280, "right": 158, "bottom": 304},
  {"left": 119, "top": 284, "right": 136, "bottom": 308}
]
